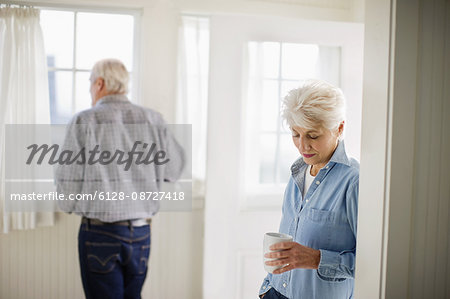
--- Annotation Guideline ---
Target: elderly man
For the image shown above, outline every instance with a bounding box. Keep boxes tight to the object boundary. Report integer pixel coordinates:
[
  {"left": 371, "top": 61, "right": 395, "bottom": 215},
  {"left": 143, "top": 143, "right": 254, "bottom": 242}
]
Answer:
[{"left": 56, "top": 58, "right": 184, "bottom": 299}]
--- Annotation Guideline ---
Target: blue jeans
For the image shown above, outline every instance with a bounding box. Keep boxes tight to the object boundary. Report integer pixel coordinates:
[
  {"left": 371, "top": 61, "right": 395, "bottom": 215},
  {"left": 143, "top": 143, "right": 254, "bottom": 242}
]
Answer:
[
  {"left": 78, "top": 221, "right": 151, "bottom": 299},
  {"left": 263, "top": 288, "right": 289, "bottom": 299}
]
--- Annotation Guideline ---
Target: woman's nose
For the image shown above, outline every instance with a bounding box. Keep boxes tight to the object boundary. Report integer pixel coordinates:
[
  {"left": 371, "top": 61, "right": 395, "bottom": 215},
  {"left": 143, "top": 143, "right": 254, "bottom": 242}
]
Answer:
[{"left": 299, "top": 137, "right": 311, "bottom": 151}]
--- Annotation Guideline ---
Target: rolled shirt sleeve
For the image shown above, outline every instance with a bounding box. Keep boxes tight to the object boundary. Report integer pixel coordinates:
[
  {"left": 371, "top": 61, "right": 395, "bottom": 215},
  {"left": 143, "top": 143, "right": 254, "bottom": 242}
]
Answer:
[{"left": 259, "top": 275, "right": 272, "bottom": 296}]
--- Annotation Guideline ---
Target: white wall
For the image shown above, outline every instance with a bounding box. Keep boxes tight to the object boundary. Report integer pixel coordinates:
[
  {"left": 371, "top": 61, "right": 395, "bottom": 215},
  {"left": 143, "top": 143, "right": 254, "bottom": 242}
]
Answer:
[
  {"left": 402, "top": 0, "right": 450, "bottom": 297},
  {"left": 1, "top": 0, "right": 364, "bottom": 298},
  {"left": 355, "top": 0, "right": 450, "bottom": 298}
]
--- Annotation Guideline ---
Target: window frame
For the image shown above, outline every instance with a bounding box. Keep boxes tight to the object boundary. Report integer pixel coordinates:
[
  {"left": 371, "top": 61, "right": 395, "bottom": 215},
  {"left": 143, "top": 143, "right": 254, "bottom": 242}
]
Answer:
[
  {"left": 236, "top": 20, "right": 363, "bottom": 211},
  {"left": 35, "top": 3, "right": 142, "bottom": 122},
  {"left": 176, "top": 14, "right": 210, "bottom": 194},
  {"left": 244, "top": 40, "right": 342, "bottom": 196}
]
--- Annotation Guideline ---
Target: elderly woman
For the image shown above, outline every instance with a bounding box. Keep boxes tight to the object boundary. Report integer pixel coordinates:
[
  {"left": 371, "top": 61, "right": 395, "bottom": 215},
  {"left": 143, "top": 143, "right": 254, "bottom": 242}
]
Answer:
[{"left": 259, "top": 80, "right": 359, "bottom": 299}]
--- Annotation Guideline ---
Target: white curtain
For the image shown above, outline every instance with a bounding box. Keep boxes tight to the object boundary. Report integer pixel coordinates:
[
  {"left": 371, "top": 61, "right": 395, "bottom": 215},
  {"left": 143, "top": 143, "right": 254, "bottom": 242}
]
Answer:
[
  {"left": 0, "top": 6, "right": 53, "bottom": 233},
  {"left": 177, "top": 16, "right": 209, "bottom": 198}
]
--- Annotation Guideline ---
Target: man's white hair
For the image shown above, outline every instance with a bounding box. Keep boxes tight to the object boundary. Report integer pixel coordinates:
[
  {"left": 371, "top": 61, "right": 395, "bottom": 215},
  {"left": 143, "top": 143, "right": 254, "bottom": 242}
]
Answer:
[
  {"left": 91, "top": 58, "right": 129, "bottom": 94},
  {"left": 281, "top": 79, "right": 346, "bottom": 134}
]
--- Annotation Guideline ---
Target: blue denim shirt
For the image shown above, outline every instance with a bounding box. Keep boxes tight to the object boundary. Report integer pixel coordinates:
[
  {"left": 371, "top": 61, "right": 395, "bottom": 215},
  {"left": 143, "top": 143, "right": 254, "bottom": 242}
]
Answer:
[{"left": 259, "top": 141, "right": 359, "bottom": 299}]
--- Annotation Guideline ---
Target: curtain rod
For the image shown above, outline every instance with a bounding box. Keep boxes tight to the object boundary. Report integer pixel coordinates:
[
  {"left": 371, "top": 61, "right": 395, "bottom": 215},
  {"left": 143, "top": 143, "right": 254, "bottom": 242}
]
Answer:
[{"left": 0, "top": 1, "right": 143, "bottom": 16}]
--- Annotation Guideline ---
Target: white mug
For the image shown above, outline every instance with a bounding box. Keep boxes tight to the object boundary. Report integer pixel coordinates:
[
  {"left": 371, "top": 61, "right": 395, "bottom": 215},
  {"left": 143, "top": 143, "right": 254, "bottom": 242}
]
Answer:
[{"left": 263, "top": 232, "right": 293, "bottom": 273}]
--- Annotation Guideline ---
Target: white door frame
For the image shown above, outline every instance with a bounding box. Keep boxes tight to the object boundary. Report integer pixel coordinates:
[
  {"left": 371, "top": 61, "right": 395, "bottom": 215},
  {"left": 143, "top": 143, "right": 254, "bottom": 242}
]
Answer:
[
  {"left": 355, "top": 0, "right": 421, "bottom": 298},
  {"left": 354, "top": 0, "right": 393, "bottom": 296}
]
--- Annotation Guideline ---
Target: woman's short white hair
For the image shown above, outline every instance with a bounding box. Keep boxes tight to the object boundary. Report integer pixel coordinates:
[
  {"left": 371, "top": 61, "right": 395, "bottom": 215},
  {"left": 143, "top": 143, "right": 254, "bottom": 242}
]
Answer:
[
  {"left": 91, "top": 58, "right": 129, "bottom": 94},
  {"left": 281, "top": 79, "right": 346, "bottom": 133}
]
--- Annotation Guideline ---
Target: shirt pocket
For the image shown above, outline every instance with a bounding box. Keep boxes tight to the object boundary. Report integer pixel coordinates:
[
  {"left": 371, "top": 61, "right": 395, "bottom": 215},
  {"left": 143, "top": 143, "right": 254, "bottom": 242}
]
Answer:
[{"left": 298, "top": 208, "right": 346, "bottom": 250}]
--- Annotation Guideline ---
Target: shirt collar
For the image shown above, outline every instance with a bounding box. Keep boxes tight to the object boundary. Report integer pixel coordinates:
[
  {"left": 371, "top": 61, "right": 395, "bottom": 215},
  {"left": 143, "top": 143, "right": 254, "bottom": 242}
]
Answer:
[
  {"left": 329, "top": 140, "right": 350, "bottom": 166},
  {"left": 290, "top": 140, "right": 350, "bottom": 176},
  {"left": 96, "top": 94, "right": 129, "bottom": 106}
]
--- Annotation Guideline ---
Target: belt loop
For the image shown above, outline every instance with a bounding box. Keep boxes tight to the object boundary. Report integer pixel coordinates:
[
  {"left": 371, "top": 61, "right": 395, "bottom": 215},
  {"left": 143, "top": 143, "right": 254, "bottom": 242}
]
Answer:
[
  {"left": 86, "top": 218, "right": 91, "bottom": 230},
  {"left": 128, "top": 220, "right": 134, "bottom": 236}
]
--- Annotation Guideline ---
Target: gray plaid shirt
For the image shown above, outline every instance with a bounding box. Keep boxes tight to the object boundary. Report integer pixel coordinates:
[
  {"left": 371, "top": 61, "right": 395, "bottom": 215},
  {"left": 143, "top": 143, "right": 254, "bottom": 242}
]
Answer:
[{"left": 55, "top": 94, "right": 184, "bottom": 222}]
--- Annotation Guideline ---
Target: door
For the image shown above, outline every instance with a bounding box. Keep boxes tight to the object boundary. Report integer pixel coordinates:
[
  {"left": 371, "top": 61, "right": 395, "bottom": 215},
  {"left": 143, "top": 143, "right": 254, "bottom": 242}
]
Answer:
[{"left": 203, "top": 14, "right": 363, "bottom": 299}]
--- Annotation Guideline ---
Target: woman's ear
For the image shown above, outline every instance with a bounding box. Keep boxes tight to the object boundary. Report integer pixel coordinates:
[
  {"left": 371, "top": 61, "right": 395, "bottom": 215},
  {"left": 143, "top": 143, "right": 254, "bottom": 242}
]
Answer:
[
  {"left": 337, "top": 121, "right": 345, "bottom": 138},
  {"left": 339, "top": 121, "right": 345, "bottom": 133}
]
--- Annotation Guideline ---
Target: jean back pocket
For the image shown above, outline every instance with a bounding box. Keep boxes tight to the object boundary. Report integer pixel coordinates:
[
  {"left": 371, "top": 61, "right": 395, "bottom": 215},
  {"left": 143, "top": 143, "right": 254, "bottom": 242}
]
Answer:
[{"left": 85, "top": 241, "right": 121, "bottom": 274}]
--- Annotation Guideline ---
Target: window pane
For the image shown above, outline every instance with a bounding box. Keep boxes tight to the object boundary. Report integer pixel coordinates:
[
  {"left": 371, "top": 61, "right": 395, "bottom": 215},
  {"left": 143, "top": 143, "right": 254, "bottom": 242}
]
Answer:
[
  {"left": 246, "top": 41, "right": 341, "bottom": 186},
  {"left": 48, "top": 71, "right": 73, "bottom": 124},
  {"left": 178, "top": 16, "right": 210, "bottom": 181},
  {"left": 76, "top": 13, "right": 134, "bottom": 70},
  {"left": 247, "top": 42, "right": 258, "bottom": 79},
  {"left": 259, "top": 133, "right": 276, "bottom": 184},
  {"left": 262, "top": 42, "right": 280, "bottom": 78},
  {"left": 277, "top": 133, "right": 299, "bottom": 183},
  {"left": 40, "top": 10, "right": 74, "bottom": 68},
  {"left": 281, "top": 43, "right": 319, "bottom": 80},
  {"left": 260, "top": 80, "right": 279, "bottom": 132},
  {"left": 128, "top": 76, "right": 134, "bottom": 101},
  {"left": 184, "top": 26, "right": 201, "bottom": 78},
  {"left": 280, "top": 80, "right": 301, "bottom": 101},
  {"left": 75, "top": 72, "right": 92, "bottom": 112},
  {"left": 248, "top": 41, "right": 280, "bottom": 79}
]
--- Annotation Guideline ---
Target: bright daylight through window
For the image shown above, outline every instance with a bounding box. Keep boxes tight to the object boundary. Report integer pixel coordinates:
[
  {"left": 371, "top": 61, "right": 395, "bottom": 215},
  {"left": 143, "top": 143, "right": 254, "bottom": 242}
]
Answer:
[
  {"left": 40, "top": 9, "right": 135, "bottom": 124},
  {"left": 245, "top": 41, "right": 341, "bottom": 187}
]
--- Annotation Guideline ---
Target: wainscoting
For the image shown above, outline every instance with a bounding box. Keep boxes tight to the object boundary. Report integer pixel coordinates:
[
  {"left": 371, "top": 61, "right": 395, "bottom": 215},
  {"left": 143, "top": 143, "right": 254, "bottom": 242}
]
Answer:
[{"left": 0, "top": 209, "right": 204, "bottom": 299}]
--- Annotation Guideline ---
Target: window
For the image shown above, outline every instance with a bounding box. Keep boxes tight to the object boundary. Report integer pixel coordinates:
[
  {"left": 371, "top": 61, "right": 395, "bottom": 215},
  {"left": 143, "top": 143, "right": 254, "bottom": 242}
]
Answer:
[
  {"left": 177, "top": 16, "right": 209, "bottom": 190},
  {"left": 39, "top": 8, "right": 138, "bottom": 124},
  {"left": 244, "top": 41, "right": 341, "bottom": 191}
]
